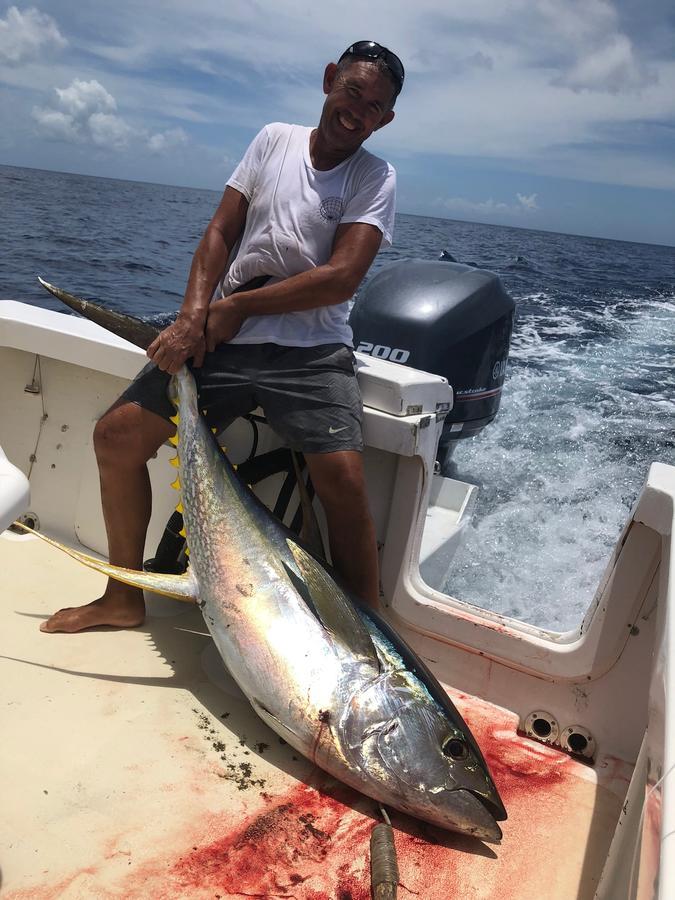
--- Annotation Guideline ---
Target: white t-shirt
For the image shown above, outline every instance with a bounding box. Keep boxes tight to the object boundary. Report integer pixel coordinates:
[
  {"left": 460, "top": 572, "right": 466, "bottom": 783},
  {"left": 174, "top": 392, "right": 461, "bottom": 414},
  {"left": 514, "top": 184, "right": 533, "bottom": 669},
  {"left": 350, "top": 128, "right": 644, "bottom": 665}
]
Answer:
[{"left": 220, "top": 122, "right": 396, "bottom": 347}]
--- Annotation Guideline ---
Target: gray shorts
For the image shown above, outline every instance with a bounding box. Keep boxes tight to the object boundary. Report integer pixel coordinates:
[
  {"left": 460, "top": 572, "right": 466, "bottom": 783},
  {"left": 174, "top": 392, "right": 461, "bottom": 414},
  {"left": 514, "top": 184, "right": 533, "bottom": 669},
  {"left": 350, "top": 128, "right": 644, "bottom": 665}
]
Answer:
[{"left": 120, "top": 343, "right": 364, "bottom": 453}]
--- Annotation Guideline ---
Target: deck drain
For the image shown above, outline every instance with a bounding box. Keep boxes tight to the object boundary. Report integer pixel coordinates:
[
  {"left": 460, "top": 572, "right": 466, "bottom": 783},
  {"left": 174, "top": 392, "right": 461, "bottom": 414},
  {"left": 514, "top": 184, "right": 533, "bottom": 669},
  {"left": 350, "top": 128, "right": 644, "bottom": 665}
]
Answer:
[
  {"left": 561, "top": 726, "right": 595, "bottom": 759},
  {"left": 524, "top": 710, "right": 559, "bottom": 744},
  {"left": 9, "top": 512, "right": 40, "bottom": 534}
]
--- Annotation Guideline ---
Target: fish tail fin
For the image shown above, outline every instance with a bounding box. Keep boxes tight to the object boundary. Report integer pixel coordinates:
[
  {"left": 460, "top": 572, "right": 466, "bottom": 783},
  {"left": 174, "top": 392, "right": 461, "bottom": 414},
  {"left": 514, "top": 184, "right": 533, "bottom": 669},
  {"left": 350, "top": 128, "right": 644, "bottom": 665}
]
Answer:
[
  {"left": 13, "top": 521, "right": 198, "bottom": 602},
  {"left": 37, "top": 278, "right": 160, "bottom": 350}
]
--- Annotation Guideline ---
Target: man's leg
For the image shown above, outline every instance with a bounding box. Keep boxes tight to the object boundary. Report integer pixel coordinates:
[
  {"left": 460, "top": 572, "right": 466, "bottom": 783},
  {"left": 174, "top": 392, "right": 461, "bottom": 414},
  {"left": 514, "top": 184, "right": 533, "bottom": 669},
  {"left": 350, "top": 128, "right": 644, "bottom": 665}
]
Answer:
[
  {"left": 304, "top": 449, "right": 379, "bottom": 608},
  {"left": 40, "top": 400, "right": 174, "bottom": 633}
]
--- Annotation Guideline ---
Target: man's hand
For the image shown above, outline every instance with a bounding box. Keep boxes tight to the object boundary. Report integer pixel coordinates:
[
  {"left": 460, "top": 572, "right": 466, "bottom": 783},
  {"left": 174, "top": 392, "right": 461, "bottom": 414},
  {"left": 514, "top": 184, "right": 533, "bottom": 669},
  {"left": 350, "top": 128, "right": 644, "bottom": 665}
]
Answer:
[
  {"left": 205, "top": 297, "right": 246, "bottom": 352},
  {"left": 147, "top": 315, "right": 206, "bottom": 373},
  {"left": 146, "top": 187, "right": 249, "bottom": 372}
]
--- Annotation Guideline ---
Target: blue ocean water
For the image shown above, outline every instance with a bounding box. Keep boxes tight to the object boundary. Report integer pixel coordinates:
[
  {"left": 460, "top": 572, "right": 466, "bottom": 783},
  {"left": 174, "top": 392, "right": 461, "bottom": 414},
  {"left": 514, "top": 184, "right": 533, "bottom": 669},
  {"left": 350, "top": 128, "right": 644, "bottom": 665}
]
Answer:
[{"left": 2, "top": 164, "right": 674, "bottom": 631}]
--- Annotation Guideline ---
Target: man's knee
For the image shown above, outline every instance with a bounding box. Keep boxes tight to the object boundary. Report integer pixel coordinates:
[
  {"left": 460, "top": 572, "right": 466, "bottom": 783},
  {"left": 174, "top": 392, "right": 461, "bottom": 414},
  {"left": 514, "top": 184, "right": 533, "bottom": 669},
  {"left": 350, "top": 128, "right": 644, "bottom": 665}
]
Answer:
[
  {"left": 94, "top": 408, "right": 125, "bottom": 462},
  {"left": 94, "top": 403, "right": 171, "bottom": 468},
  {"left": 307, "top": 452, "right": 370, "bottom": 516}
]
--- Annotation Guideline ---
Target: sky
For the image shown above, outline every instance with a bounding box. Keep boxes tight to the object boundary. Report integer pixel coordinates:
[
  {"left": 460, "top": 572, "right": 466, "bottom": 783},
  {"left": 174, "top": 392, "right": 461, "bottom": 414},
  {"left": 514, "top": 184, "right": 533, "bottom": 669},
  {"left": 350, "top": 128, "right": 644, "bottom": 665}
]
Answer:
[{"left": 1, "top": 1, "right": 674, "bottom": 246}]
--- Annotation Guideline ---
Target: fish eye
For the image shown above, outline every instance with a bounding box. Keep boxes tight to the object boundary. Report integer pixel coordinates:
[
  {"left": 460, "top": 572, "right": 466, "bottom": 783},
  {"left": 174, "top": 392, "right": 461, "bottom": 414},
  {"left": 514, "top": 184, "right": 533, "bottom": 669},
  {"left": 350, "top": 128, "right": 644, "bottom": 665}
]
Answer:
[{"left": 442, "top": 737, "right": 469, "bottom": 760}]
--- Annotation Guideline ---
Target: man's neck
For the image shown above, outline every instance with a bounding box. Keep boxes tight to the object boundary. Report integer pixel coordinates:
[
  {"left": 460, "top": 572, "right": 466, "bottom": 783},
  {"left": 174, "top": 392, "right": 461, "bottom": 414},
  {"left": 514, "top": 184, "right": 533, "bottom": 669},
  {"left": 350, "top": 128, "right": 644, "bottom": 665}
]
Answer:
[{"left": 309, "top": 128, "right": 357, "bottom": 171}]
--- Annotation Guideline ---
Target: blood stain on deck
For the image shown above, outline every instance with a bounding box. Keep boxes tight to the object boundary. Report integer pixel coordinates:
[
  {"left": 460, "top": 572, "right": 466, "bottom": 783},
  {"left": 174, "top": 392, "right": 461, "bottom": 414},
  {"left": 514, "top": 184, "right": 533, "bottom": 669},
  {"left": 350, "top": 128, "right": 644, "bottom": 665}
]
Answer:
[{"left": 5, "top": 695, "right": 631, "bottom": 899}]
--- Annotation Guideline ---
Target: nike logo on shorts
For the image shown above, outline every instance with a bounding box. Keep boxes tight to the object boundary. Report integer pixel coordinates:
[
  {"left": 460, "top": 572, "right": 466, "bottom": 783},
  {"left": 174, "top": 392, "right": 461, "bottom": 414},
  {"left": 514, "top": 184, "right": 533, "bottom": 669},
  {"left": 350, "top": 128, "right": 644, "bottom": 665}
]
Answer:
[{"left": 328, "top": 425, "right": 349, "bottom": 434}]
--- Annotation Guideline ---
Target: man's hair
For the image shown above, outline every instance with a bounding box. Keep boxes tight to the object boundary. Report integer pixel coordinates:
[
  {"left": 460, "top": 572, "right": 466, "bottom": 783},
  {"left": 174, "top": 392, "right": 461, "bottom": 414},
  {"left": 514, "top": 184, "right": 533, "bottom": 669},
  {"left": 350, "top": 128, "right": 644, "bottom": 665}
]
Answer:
[{"left": 336, "top": 55, "right": 399, "bottom": 108}]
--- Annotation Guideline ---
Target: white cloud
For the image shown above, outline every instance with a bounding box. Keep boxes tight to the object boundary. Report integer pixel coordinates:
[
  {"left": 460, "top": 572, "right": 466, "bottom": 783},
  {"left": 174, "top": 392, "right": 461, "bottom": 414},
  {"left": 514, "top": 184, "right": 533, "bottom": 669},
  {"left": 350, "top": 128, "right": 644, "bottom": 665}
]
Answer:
[
  {"left": 32, "top": 78, "right": 132, "bottom": 149},
  {"left": 31, "top": 106, "right": 79, "bottom": 141},
  {"left": 437, "top": 193, "right": 540, "bottom": 217},
  {"left": 517, "top": 192, "right": 539, "bottom": 210},
  {"left": 515, "top": 1, "right": 656, "bottom": 94},
  {"left": 551, "top": 29, "right": 655, "bottom": 94},
  {"left": 439, "top": 197, "right": 510, "bottom": 214},
  {"left": 55, "top": 78, "right": 117, "bottom": 118},
  {"left": 0, "top": 5, "right": 66, "bottom": 64},
  {"left": 88, "top": 111, "right": 132, "bottom": 149},
  {"left": 32, "top": 77, "right": 191, "bottom": 154},
  {"left": 147, "top": 127, "right": 188, "bottom": 154}
]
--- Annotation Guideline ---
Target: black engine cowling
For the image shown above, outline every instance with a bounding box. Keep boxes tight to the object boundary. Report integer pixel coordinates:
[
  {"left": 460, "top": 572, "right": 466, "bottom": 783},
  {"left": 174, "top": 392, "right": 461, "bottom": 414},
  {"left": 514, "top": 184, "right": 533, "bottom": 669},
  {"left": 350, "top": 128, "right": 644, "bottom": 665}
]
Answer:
[{"left": 349, "top": 259, "right": 515, "bottom": 458}]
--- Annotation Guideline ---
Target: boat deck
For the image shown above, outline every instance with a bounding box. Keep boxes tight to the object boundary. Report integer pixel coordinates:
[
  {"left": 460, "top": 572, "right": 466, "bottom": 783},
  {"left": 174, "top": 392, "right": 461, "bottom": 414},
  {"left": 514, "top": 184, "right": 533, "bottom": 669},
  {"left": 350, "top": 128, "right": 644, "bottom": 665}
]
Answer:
[{"left": 1, "top": 532, "right": 633, "bottom": 899}]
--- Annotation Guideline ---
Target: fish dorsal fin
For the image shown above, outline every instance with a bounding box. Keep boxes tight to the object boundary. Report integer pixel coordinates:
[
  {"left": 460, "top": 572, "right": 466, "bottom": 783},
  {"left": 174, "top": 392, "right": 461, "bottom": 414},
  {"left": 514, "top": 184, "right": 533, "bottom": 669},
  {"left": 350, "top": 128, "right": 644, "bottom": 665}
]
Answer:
[{"left": 285, "top": 538, "right": 379, "bottom": 667}]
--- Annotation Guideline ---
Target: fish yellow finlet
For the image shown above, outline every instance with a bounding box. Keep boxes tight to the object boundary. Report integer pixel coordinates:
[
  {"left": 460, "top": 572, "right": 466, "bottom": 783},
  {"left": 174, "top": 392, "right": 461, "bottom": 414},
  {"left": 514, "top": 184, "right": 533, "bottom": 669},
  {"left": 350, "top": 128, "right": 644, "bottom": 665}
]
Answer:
[
  {"left": 233, "top": 463, "right": 238, "bottom": 471},
  {"left": 168, "top": 434, "right": 179, "bottom": 447},
  {"left": 176, "top": 502, "right": 184, "bottom": 514},
  {"left": 179, "top": 527, "right": 186, "bottom": 538},
  {"left": 171, "top": 477, "right": 181, "bottom": 490},
  {"left": 169, "top": 413, "right": 180, "bottom": 425},
  {"left": 169, "top": 456, "right": 180, "bottom": 468}
]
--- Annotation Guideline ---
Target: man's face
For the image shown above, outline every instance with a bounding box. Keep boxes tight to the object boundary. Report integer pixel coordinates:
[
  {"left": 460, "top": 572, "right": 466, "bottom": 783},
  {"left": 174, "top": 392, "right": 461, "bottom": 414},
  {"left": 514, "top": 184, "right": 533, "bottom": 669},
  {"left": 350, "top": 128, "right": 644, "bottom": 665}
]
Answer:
[{"left": 317, "top": 60, "right": 396, "bottom": 156}]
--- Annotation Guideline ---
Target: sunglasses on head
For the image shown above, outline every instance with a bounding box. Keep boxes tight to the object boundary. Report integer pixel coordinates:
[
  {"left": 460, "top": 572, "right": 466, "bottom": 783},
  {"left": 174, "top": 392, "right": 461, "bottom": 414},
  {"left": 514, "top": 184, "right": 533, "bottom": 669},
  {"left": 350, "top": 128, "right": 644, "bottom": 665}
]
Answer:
[{"left": 338, "top": 41, "right": 405, "bottom": 95}]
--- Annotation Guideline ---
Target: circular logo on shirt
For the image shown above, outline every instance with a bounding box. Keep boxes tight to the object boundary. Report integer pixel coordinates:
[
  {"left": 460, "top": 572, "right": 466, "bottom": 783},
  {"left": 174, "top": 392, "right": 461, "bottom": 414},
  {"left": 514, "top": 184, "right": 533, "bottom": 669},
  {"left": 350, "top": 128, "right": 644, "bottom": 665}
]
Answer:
[{"left": 319, "top": 196, "right": 344, "bottom": 222}]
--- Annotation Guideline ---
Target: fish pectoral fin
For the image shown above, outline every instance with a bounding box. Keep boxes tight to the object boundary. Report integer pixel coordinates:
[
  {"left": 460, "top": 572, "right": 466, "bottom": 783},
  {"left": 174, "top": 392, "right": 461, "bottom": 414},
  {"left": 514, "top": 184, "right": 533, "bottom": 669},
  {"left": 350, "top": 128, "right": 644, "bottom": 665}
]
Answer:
[
  {"left": 250, "top": 697, "right": 300, "bottom": 739},
  {"left": 14, "top": 522, "right": 199, "bottom": 602},
  {"left": 285, "top": 538, "right": 379, "bottom": 666}
]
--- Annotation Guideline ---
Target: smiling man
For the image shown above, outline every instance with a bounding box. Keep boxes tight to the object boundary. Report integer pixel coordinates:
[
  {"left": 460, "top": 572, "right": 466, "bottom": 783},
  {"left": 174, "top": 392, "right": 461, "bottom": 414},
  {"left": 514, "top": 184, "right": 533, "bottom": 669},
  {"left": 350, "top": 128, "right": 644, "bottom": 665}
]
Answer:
[{"left": 41, "top": 41, "right": 404, "bottom": 633}]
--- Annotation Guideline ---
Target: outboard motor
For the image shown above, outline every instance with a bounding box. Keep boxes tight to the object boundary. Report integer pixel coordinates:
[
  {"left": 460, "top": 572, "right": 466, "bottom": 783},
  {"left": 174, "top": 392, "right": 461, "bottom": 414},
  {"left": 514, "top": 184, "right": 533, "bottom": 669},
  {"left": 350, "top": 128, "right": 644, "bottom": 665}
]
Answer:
[{"left": 349, "top": 259, "right": 515, "bottom": 464}]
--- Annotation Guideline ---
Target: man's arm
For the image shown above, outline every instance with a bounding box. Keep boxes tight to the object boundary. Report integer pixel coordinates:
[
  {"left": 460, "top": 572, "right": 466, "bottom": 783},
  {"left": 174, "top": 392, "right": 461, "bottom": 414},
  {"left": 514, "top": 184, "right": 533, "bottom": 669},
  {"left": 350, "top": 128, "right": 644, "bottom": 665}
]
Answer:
[
  {"left": 204, "top": 221, "right": 383, "bottom": 351},
  {"left": 148, "top": 186, "right": 249, "bottom": 373}
]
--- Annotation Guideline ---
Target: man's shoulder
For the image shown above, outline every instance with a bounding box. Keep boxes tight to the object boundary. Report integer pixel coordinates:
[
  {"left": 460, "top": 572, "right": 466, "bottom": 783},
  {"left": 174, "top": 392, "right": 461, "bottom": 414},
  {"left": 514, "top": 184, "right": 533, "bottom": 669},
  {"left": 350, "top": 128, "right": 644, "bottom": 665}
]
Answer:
[
  {"left": 350, "top": 145, "right": 396, "bottom": 181},
  {"left": 261, "top": 122, "right": 311, "bottom": 139},
  {"left": 248, "top": 122, "right": 310, "bottom": 158}
]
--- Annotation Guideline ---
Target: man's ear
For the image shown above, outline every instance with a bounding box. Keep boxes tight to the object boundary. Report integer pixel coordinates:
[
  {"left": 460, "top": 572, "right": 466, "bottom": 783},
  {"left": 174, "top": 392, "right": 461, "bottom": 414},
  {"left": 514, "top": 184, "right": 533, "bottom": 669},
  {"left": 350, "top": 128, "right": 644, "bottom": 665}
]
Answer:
[
  {"left": 374, "top": 109, "right": 395, "bottom": 130},
  {"left": 323, "top": 62, "right": 338, "bottom": 95}
]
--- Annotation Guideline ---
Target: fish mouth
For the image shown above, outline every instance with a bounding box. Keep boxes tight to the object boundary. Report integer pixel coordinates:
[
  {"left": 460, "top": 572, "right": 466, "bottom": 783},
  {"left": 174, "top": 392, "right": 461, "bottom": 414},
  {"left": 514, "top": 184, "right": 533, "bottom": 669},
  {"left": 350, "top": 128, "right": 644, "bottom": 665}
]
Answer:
[
  {"left": 410, "top": 784, "right": 504, "bottom": 842},
  {"left": 449, "top": 788, "right": 504, "bottom": 843},
  {"left": 470, "top": 787, "right": 507, "bottom": 824}
]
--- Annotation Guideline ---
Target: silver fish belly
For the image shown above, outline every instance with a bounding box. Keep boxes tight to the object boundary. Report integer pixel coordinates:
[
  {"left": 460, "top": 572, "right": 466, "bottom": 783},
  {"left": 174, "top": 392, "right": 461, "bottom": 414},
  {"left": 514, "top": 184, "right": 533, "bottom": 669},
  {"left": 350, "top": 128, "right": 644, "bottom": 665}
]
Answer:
[{"left": 172, "top": 368, "right": 506, "bottom": 841}]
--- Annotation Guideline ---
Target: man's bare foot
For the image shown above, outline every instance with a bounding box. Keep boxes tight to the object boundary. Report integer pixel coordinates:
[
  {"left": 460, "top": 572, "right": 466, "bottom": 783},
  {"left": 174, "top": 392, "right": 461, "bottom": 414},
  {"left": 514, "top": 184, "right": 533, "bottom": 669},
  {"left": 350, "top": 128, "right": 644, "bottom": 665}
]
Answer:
[{"left": 40, "top": 588, "right": 145, "bottom": 633}]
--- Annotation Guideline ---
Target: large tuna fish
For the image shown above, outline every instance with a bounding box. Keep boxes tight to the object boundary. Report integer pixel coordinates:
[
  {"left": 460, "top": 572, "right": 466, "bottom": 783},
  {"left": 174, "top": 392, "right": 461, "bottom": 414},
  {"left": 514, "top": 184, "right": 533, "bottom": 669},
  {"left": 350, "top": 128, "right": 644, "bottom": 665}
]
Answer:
[{"left": 32, "top": 279, "right": 507, "bottom": 841}]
